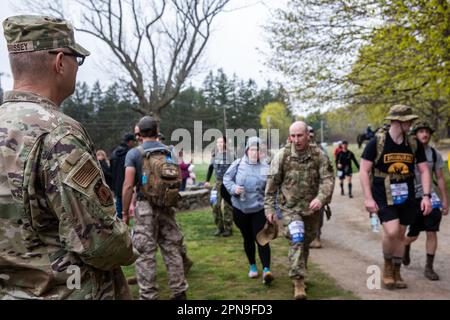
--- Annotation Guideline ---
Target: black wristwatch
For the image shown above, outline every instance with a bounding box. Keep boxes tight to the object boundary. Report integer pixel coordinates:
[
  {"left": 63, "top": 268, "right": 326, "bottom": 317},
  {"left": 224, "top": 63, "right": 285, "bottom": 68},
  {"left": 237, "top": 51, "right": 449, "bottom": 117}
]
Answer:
[{"left": 423, "top": 193, "right": 431, "bottom": 198}]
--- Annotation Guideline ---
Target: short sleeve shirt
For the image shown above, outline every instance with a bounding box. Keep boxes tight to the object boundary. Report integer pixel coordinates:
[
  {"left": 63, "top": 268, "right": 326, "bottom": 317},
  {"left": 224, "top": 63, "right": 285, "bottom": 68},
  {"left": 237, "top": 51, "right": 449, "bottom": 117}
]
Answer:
[
  {"left": 125, "top": 141, "right": 167, "bottom": 189},
  {"left": 361, "top": 133, "right": 426, "bottom": 208},
  {"left": 414, "top": 146, "right": 444, "bottom": 198}
]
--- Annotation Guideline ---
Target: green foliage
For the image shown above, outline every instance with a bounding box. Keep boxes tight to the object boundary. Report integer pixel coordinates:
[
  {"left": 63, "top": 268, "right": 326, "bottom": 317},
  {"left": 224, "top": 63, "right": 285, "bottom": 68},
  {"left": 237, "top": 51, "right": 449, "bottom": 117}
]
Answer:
[
  {"left": 63, "top": 81, "right": 140, "bottom": 153},
  {"left": 63, "top": 70, "right": 288, "bottom": 154},
  {"left": 260, "top": 102, "right": 293, "bottom": 143},
  {"left": 161, "top": 69, "right": 289, "bottom": 148},
  {"left": 265, "top": 0, "right": 449, "bottom": 139}
]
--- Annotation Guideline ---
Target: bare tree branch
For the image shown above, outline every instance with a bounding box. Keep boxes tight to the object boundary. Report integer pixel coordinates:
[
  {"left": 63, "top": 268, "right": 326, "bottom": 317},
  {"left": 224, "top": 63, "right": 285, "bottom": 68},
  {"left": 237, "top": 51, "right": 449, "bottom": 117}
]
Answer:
[{"left": 22, "top": 0, "right": 230, "bottom": 120}]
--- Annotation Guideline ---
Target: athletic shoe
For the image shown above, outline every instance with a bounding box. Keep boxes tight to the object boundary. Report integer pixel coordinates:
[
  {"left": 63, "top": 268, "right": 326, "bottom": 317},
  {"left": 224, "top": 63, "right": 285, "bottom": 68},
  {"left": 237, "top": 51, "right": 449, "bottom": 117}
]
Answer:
[
  {"left": 262, "top": 268, "right": 274, "bottom": 285},
  {"left": 248, "top": 264, "right": 258, "bottom": 278}
]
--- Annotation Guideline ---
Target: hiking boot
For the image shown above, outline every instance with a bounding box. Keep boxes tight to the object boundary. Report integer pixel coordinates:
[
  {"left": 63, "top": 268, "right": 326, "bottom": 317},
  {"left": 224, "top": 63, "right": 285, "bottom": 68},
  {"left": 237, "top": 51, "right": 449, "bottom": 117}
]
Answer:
[
  {"left": 403, "top": 245, "right": 411, "bottom": 266},
  {"left": 222, "top": 229, "right": 232, "bottom": 237},
  {"left": 171, "top": 291, "right": 187, "bottom": 300},
  {"left": 424, "top": 266, "right": 440, "bottom": 281},
  {"left": 214, "top": 228, "right": 223, "bottom": 237},
  {"left": 262, "top": 268, "right": 274, "bottom": 285},
  {"left": 293, "top": 279, "right": 307, "bottom": 300},
  {"left": 183, "top": 256, "right": 194, "bottom": 275},
  {"left": 310, "top": 237, "right": 322, "bottom": 249},
  {"left": 248, "top": 264, "right": 258, "bottom": 279},
  {"left": 382, "top": 260, "right": 395, "bottom": 290},
  {"left": 127, "top": 276, "right": 137, "bottom": 285},
  {"left": 393, "top": 264, "right": 407, "bottom": 289}
]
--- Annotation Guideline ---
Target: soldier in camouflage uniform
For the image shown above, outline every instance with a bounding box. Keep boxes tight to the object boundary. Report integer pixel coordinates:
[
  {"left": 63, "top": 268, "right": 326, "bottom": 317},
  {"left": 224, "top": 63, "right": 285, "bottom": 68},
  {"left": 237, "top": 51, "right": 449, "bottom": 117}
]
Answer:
[
  {"left": 122, "top": 116, "right": 188, "bottom": 300},
  {"left": 265, "top": 121, "right": 335, "bottom": 300},
  {"left": 205, "top": 137, "right": 234, "bottom": 237},
  {"left": 0, "top": 15, "right": 137, "bottom": 300}
]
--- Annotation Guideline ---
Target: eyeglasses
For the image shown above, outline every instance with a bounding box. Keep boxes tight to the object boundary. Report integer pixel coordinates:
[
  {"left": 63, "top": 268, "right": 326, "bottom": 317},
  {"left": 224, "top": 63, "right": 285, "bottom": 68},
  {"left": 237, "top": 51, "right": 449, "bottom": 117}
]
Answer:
[{"left": 48, "top": 50, "right": 86, "bottom": 66}]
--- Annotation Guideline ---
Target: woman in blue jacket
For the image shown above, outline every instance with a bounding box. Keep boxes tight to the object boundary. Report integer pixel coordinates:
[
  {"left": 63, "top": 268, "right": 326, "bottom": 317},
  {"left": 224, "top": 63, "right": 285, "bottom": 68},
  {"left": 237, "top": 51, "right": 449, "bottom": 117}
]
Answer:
[{"left": 223, "top": 137, "right": 273, "bottom": 284}]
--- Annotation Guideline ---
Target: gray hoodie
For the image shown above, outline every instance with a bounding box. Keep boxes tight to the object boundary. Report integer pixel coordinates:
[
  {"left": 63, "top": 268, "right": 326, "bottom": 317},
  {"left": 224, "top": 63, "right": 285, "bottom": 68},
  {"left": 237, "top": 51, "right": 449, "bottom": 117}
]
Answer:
[{"left": 223, "top": 137, "right": 269, "bottom": 214}]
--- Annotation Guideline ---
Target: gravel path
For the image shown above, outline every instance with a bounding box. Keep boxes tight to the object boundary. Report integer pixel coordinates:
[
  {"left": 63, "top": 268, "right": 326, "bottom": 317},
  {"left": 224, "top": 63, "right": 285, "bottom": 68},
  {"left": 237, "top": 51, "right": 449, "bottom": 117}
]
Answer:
[{"left": 309, "top": 172, "right": 450, "bottom": 300}]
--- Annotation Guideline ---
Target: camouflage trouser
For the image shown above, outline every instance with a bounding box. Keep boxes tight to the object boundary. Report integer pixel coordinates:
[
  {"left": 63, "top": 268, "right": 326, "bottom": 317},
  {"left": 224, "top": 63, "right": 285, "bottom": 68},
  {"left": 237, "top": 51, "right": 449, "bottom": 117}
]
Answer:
[
  {"left": 133, "top": 201, "right": 188, "bottom": 300},
  {"left": 212, "top": 180, "right": 233, "bottom": 232},
  {"left": 281, "top": 211, "right": 321, "bottom": 279}
]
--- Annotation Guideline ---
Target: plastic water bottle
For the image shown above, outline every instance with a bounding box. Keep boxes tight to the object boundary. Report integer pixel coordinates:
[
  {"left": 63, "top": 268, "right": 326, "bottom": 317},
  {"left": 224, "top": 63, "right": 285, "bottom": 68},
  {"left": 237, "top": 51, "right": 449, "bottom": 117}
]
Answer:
[
  {"left": 289, "top": 221, "right": 305, "bottom": 244},
  {"left": 370, "top": 213, "right": 380, "bottom": 233},
  {"left": 210, "top": 189, "right": 218, "bottom": 206},
  {"left": 142, "top": 172, "right": 148, "bottom": 185},
  {"left": 240, "top": 187, "right": 246, "bottom": 202}
]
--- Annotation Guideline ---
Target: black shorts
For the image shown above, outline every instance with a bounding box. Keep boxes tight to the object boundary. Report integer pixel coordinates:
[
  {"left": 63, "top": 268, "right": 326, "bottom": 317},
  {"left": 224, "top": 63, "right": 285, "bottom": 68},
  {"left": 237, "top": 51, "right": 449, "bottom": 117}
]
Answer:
[
  {"left": 378, "top": 199, "right": 418, "bottom": 226},
  {"left": 338, "top": 166, "right": 352, "bottom": 179},
  {"left": 407, "top": 198, "right": 442, "bottom": 237}
]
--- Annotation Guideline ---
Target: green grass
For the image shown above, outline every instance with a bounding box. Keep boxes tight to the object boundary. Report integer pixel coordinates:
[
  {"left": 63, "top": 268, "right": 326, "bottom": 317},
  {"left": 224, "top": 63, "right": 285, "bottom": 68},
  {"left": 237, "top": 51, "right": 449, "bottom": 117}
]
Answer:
[
  {"left": 192, "top": 163, "right": 214, "bottom": 183},
  {"left": 122, "top": 209, "right": 357, "bottom": 300}
]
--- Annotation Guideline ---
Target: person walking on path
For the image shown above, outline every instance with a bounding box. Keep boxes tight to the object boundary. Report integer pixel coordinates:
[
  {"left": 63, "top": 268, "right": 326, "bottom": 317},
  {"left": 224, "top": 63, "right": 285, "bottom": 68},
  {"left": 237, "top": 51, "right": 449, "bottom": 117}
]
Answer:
[
  {"left": 265, "top": 121, "right": 335, "bottom": 299},
  {"left": 403, "top": 121, "right": 449, "bottom": 281},
  {"left": 336, "top": 141, "right": 359, "bottom": 198},
  {"left": 204, "top": 137, "right": 235, "bottom": 237},
  {"left": 224, "top": 137, "right": 274, "bottom": 285},
  {"left": 360, "top": 105, "right": 432, "bottom": 290}
]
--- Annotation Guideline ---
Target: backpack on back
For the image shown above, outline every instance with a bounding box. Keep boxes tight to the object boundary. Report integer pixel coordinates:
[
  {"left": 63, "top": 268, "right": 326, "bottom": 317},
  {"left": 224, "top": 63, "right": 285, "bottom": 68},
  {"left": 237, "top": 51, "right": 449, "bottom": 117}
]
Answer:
[{"left": 138, "top": 146, "right": 181, "bottom": 207}]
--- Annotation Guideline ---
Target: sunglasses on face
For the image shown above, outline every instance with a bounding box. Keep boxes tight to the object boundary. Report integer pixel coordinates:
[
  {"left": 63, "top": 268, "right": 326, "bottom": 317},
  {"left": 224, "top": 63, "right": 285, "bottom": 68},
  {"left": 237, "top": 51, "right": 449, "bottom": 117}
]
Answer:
[{"left": 48, "top": 50, "right": 86, "bottom": 66}]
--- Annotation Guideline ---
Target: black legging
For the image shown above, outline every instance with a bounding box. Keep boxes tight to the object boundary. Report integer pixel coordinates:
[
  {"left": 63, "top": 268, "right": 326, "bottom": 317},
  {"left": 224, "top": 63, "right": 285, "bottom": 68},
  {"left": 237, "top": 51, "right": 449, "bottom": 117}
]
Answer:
[{"left": 233, "top": 208, "right": 271, "bottom": 269}]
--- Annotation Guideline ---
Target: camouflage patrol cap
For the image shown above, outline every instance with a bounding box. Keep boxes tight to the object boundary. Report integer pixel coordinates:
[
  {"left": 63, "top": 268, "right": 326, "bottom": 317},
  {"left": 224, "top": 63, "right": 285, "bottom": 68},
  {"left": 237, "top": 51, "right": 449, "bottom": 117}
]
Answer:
[
  {"left": 3, "top": 15, "right": 90, "bottom": 56},
  {"left": 385, "top": 104, "right": 418, "bottom": 122},
  {"left": 412, "top": 120, "right": 435, "bottom": 135}
]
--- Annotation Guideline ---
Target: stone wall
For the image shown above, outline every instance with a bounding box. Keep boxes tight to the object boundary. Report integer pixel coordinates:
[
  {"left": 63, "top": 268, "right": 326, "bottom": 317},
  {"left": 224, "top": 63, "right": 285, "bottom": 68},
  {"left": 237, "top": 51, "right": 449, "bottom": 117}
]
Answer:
[{"left": 177, "top": 189, "right": 211, "bottom": 212}]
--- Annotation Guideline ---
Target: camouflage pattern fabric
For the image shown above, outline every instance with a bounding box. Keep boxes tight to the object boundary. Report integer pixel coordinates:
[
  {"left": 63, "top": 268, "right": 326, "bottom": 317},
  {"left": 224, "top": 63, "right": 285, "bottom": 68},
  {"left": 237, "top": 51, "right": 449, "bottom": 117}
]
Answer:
[
  {"left": 284, "top": 213, "right": 321, "bottom": 278},
  {"left": 212, "top": 180, "right": 233, "bottom": 232},
  {"left": 3, "top": 15, "right": 90, "bottom": 56},
  {"left": 133, "top": 201, "right": 188, "bottom": 300},
  {"left": 0, "top": 91, "right": 136, "bottom": 300},
  {"left": 265, "top": 142, "right": 335, "bottom": 279}
]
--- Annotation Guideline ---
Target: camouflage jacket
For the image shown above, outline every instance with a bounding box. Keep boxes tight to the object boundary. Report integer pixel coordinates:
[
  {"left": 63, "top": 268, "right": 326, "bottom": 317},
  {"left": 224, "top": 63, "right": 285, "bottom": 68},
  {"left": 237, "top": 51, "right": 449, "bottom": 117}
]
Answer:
[
  {"left": 0, "top": 91, "right": 136, "bottom": 300},
  {"left": 264, "top": 142, "right": 335, "bottom": 217}
]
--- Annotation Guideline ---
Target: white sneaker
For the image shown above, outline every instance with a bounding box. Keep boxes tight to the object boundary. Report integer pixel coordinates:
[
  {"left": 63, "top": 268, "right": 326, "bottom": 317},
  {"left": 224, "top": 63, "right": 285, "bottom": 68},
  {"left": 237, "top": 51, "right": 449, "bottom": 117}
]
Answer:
[{"left": 248, "top": 267, "right": 259, "bottom": 279}]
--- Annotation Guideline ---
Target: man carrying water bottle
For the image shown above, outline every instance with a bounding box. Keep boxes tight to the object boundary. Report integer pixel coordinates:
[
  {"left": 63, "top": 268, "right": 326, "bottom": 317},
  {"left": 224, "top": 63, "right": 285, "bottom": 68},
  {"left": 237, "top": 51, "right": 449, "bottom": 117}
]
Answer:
[
  {"left": 403, "top": 121, "right": 448, "bottom": 281},
  {"left": 264, "top": 121, "right": 335, "bottom": 300}
]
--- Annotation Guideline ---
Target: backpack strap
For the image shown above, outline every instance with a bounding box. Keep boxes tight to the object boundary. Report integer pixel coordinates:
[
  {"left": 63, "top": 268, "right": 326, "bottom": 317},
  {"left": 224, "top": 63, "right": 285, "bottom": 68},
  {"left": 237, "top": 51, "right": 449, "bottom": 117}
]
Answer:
[
  {"left": 430, "top": 147, "right": 438, "bottom": 187},
  {"left": 137, "top": 145, "right": 171, "bottom": 157},
  {"left": 137, "top": 145, "right": 145, "bottom": 157},
  {"left": 406, "top": 134, "right": 417, "bottom": 156},
  {"left": 280, "top": 142, "right": 292, "bottom": 180},
  {"left": 374, "top": 130, "right": 386, "bottom": 166},
  {"left": 431, "top": 146, "right": 437, "bottom": 172}
]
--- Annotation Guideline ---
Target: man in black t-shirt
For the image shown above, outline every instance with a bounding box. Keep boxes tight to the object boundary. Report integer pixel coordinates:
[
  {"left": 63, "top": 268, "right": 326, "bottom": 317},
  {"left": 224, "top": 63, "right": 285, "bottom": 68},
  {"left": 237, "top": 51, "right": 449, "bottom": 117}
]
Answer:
[
  {"left": 360, "top": 105, "right": 432, "bottom": 290},
  {"left": 336, "top": 141, "right": 359, "bottom": 198}
]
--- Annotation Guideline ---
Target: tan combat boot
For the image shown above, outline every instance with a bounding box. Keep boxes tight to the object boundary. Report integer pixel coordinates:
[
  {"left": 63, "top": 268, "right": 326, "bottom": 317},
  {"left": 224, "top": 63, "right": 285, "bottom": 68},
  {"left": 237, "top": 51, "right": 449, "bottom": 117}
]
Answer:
[
  {"left": 310, "top": 236, "right": 322, "bottom": 249},
  {"left": 382, "top": 260, "right": 395, "bottom": 290},
  {"left": 293, "top": 279, "right": 307, "bottom": 300},
  {"left": 394, "top": 264, "right": 407, "bottom": 289}
]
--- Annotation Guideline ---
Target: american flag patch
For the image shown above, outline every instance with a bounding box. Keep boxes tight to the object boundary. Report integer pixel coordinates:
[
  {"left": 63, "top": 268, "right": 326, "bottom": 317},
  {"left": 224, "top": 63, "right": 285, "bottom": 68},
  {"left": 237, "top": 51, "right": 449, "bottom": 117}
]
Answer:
[{"left": 72, "top": 159, "right": 98, "bottom": 189}]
